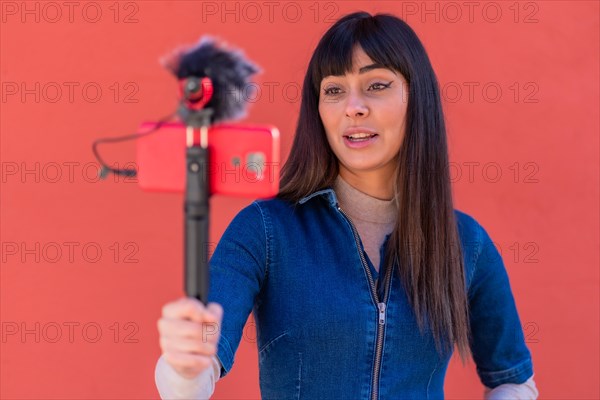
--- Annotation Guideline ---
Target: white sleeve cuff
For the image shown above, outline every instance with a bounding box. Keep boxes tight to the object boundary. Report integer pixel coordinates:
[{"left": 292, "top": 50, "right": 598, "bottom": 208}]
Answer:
[
  {"left": 154, "top": 354, "right": 220, "bottom": 399},
  {"left": 484, "top": 374, "right": 539, "bottom": 400}
]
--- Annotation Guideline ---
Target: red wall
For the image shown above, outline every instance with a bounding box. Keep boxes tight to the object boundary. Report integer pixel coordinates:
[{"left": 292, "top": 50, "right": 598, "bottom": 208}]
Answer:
[{"left": 1, "top": 1, "right": 598, "bottom": 399}]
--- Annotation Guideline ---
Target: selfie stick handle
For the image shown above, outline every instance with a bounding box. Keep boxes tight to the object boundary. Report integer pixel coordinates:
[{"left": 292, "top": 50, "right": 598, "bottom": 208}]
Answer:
[{"left": 184, "top": 109, "right": 213, "bottom": 305}]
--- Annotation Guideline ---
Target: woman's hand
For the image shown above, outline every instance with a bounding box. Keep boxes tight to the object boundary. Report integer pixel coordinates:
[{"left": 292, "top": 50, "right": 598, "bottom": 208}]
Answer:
[{"left": 157, "top": 297, "right": 223, "bottom": 379}]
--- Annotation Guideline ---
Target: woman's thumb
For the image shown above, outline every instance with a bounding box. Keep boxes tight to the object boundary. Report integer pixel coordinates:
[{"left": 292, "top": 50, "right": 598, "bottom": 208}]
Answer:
[{"left": 207, "top": 302, "right": 224, "bottom": 321}]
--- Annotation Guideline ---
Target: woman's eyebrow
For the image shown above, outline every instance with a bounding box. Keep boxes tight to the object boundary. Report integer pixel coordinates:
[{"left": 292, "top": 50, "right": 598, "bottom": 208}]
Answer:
[
  {"left": 357, "top": 63, "right": 387, "bottom": 74},
  {"left": 327, "top": 63, "right": 391, "bottom": 78}
]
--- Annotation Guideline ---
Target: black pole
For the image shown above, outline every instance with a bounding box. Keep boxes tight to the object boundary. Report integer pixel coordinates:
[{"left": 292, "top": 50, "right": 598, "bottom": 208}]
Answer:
[
  {"left": 185, "top": 143, "right": 209, "bottom": 303},
  {"left": 183, "top": 107, "right": 213, "bottom": 304}
]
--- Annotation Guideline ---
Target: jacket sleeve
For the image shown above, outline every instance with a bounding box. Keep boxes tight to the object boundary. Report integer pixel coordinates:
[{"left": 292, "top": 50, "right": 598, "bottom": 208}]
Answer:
[
  {"left": 207, "top": 201, "right": 268, "bottom": 379},
  {"left": 467, "top": 220, "right": 535, "bottom": 389}
]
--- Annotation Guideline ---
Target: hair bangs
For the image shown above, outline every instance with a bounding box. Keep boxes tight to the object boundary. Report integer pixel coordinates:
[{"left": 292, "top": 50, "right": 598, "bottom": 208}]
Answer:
[
  {"left": 311, "top": 17, "right": 408, "bottom": 94},
  {"left": 311, "top": 35, "right": 355, "bottom": 94}
]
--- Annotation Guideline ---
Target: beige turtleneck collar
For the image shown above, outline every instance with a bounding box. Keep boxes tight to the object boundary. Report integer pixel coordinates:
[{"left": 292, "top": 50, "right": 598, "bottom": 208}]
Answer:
[{"left": 332, "top": 174, "right": 397, "bottom": 273}]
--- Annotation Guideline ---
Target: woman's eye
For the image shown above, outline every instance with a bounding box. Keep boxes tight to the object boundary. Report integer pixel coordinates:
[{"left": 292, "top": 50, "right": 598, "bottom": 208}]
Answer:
[
  {"left": 323, "top": 87, "right": 341, "bottom": 96},
  {"left": 369, "top": 81, "right": 392, "bottom": 91}
]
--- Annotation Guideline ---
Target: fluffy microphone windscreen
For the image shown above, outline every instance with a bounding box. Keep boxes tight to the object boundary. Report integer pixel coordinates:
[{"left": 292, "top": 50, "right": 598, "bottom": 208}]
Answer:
[{"left": 160, "top": 35, "right": 261, "bottom": 123}]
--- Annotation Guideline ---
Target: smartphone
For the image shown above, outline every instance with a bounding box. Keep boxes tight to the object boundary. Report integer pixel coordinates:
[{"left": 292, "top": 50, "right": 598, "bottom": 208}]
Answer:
[{"left": 136, "top": 121, "right": 280, "bottom": 198}]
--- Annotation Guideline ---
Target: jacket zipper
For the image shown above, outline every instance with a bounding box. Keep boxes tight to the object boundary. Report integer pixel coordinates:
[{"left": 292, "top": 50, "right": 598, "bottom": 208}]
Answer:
[{"left": 337, "top": 205, "right": 393, "bottom": 400}]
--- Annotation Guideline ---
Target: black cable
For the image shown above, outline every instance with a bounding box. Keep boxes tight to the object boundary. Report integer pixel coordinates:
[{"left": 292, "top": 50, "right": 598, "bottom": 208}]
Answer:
[{"left": 91, "top": 112, "right": 177, "bottom": 179}]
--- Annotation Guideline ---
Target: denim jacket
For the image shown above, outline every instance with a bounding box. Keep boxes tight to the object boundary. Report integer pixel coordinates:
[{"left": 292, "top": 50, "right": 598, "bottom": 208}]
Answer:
[{"left": 207, "top": 187, "right": 534, "bottom": 400}]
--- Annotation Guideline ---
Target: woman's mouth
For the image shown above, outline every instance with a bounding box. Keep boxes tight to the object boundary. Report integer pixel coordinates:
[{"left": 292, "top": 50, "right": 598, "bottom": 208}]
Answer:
[{"left": 343, "top": 133, "right": 379, "bottom": 148}]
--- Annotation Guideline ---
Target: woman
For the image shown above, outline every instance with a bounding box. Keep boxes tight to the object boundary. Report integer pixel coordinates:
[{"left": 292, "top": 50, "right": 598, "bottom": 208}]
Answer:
[{"left": 155, "top": 11, "right": 539, "bottom": 399}]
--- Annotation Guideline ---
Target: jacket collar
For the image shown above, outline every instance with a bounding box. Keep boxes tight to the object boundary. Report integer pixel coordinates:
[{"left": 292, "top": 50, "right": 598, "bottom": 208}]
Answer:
[
  {"left": 298, "top": 187, "right": 339, "bottom": 208},
  {"left": 298, "top": 186, "right": 395, "bottom": 251}
]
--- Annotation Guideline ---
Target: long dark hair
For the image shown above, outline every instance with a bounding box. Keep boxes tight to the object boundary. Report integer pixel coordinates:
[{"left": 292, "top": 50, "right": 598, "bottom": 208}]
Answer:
[{"left": 277, "top": 11, "right": 472, "bottom": 363}]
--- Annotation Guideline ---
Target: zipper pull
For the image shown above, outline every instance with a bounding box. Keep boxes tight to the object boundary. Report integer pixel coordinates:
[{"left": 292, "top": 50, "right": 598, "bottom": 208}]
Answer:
[{"left": 378, "top": 302, "right": 386, "bottom": 325}]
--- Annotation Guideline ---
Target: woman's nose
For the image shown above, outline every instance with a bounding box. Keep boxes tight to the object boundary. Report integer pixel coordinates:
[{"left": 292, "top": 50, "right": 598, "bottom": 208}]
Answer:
[{"left": 345, "top": 92, "right": 369, "bottom": 118}]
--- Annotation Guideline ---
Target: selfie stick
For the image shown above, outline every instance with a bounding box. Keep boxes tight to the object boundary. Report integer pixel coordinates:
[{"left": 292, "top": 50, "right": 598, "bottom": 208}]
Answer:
[
  {"left": 181, "top": 78, "right": 214, "bottom": 304},
  {"left": 164, "top": 36, "right": 260, "bottom": 305},
  {"left": 92, "top": 36, "right": 260, "bottom": 305}
]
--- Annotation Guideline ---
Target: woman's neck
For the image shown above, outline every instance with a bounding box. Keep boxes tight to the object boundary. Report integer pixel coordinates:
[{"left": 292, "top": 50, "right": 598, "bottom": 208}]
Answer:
[
  {"left": 338, "top": 169, "right": 395, "bottom": 201},
  {"left": 333, "top": 174, "right": 398, "bottom": 223}
]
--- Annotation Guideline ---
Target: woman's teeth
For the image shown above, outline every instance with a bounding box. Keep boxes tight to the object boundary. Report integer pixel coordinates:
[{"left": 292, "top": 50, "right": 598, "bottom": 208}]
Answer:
[{"left": 347, "top": 133, "right": 377, "bottom": 141}]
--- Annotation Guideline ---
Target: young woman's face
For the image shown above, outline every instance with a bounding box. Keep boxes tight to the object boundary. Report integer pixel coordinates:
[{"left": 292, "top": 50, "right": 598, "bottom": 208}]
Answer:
[{"left": 318, "top": 46, "right": 409, "bottom": 181}]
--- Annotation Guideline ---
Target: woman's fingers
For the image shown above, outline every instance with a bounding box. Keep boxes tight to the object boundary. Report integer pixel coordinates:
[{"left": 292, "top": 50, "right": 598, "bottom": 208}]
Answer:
[{"left": 157, "top": 297, "right": 224, "bottom": 379}]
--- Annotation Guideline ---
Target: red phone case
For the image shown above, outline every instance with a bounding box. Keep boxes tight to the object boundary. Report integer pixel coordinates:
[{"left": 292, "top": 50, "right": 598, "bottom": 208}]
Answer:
[{"left": 136, "top": 121, "right": 280, "bottom": 198}]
